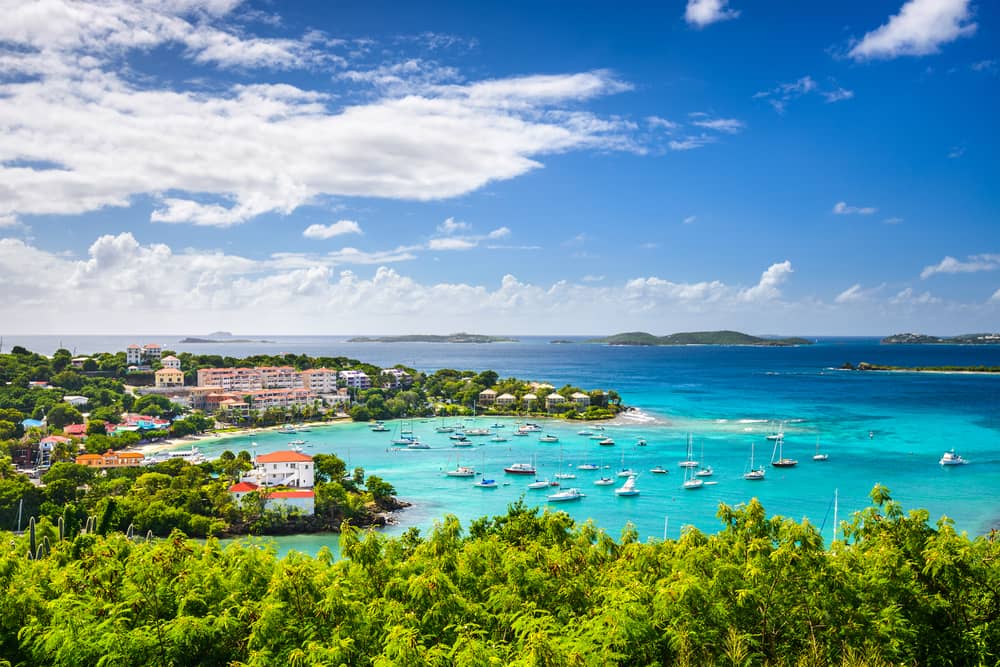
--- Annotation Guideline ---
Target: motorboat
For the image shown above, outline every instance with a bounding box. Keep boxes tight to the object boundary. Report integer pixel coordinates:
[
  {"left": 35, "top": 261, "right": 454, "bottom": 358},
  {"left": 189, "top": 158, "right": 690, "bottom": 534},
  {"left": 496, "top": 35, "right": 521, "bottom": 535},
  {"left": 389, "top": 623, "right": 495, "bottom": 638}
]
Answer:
[
  {"left": 370, "top": 424, "right": 389, "bottom": 432},
  {"left": 504, "top": 462, "right": 537, "bottom": 475},
  {"left": 614, "top": 476, "right": 640, "bottom": 497},
  {"left": 598, "top": 438, "right": 616, "bottom": 446},
  {"left": 445, "top": 466, "right": 476, "bottom": 477},
  {"left": 547, "top": 488, "right": 585, "bottom": 502},
  {"left": 527, "top": 479, "right": 550, "bottom": 489},
  {"left": 449, "top": 433, "right": 468, "bottom": 440},
  {"left": 539, "top": 434, "right": 559, "bottom": 443},
  {"left": 490, "top": 435, "right": 508, "bottom": 442},
  {"left": 939, "top": 449, "right": 969, "bottom": 466},
  {"left": 554, "top": 472, "right": 576, "bottom": 480},
  {"left": 593, "top": 477, "right": 615, "bottom": 486},
  {"left": 577, "top": 429, "right": 595, "bottom": 436},
  {"left": 649, "top": 466, "right": 668, "bottom": 474},
  {"left": 637, "top": 439, "right": 647, "bottom": 447},
  {"left": 452, "top": 440, "right": 473, "bottom": 447},
  {"left": 278, "top": 425, "right": 297, "bottom": 434},
  {"left": 465, "top": 428, "right": 492, "bottom": 437},
  {"left": 406, "top": 441, "right": 430, "bottom": 450},
  {"left": 474, "top": 478, "right": 498, "bottom": 488},
  {"left": 295, "top": 425, "right": 311, "bottom": 432},
  {"left": 577, "top": 463, "right": 600, "bottom": 470},
  {"left": 695, "top": 466, "right": 714, "bottom": 478},
  {"left": 288, "top": 439, "right": 306, "bottom": 446},
  {"left": 491, "top": 423, "right": 505, "bottom": 429}
]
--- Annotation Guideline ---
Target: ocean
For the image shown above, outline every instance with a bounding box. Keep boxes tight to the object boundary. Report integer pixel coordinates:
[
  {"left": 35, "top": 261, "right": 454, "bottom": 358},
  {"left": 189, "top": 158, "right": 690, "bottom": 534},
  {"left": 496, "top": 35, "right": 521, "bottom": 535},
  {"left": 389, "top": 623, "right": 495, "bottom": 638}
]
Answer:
[{"left": 7, "top": 334, "right": 1000, "bottom": 554}]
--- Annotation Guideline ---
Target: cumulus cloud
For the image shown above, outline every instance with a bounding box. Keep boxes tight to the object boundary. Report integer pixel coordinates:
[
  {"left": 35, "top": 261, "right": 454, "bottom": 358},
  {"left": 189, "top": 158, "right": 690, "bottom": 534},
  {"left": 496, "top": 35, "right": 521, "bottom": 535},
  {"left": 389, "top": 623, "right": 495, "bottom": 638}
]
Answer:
[
  {"left": 849, "top": 0, "right": 977, "bottom": 61},
  {"left": 685, "top": 0, "right": 740, "bottom": 28},
  {"left": 891, "top": 287, "right": 941, "bottom": 305},
  {"left": 833, "top": 201, "right": 878, "bottom": 215},
  {"left": 437, "top": 217, "right": 470, "bottom": 234},
  {"left": 646, "top": 116, "right": 679, "bottom": 130},
  {"left": 0, "top": 3, "right": 639, "bottom": 227},
  {"left": 303, "top": 220, "right": 363, "bottom": 240},
  {"left": 738, "top": 260, "right": 793, "bottom": 302},
  {"left": 920, "top": 254, "right": 1000, "bottom": 279}
]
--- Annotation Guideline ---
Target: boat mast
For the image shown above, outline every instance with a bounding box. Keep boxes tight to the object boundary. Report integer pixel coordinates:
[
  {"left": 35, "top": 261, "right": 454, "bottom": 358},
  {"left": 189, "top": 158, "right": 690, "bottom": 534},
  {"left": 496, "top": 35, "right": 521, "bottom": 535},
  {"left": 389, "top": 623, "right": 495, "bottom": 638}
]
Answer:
[{"left": 832, "top": 488, "right": 839, "bottom": 543}]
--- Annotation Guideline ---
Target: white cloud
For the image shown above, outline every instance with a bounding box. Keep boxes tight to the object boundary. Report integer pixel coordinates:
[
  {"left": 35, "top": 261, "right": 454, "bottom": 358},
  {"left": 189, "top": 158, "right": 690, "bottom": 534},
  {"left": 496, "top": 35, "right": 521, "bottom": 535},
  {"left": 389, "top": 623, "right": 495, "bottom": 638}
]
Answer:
[
  {"left": 992, "top": 288, "right": 1000, "bottom": 302},
  {"left": 303, "top": 220, "right": 363, "bottom": 240},
  {"left": 0, "top": 214, "right": 20, "bottom": 228},
  {"left": 0, "top": 3, "right": 639, "bottom": 227},
  {"left": 647, "top": 116, "right": 679, "bottom": 130},
  {"left": 738, "top": 260, "right": 793, "bottom": 302},
  {"left": 920, "top": 254, "right": 1000, "bottom": 279},
  {"left": 428, "top": 237, "right": 477, "bottom": 251},
  {"left": 835, "top": 284, "right": 865, "bottom": 303},
  {"left": 683, "top": 215, "right": 697, "bottom": 225},
  {"left": 437, "top": 217, "right": 470, "bottom": 234},
  {"left": 689, "top": 117, "right": 745, "bottom": 134},
  {"left": 833, "top": 201, "right": 877, "bottom": 215},
  {"left": 883, "top": 217, "right": 905, "bottom": 225},
  {"left": 581, "top": 274, "right": 605, "bottom": 283},
  {"left": 669, "top": 134, "right": 716, "bottom": 151},
  {"left": 849, "top": 0, "right": 977, "bottom": 61},
  {"left": 487, "top": 226, "right": 511, "bottom": 239},
  {"left": 971, "top": 59, "right": 997, "bottom": 73},
  {"left": 685, "top": 0, "right": 740, "bottom": 28},
  {"left": 891, "top": 287, "right": 941, "bottom": 305},
  {"left": 755, "top": 76, "right": 853, "bottom": 113},
  {"left": 948, "top": 146, "right": 965, "bottom": 159}
]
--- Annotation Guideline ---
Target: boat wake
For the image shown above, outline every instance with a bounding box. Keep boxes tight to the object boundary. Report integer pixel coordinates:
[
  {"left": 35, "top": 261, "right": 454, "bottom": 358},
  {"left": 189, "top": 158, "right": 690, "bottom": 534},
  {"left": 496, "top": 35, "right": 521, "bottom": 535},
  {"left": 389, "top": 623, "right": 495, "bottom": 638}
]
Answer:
[{"left": 616, "top": 408, "right": 666, "bottom": 425}]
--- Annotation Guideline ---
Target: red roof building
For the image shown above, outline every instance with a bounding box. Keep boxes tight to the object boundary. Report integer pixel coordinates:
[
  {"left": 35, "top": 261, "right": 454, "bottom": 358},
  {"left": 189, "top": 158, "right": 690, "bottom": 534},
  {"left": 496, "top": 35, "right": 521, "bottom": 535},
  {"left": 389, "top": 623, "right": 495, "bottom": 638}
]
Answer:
[{"left": 255, "top": 450, "right": 313, "bottom": 463}]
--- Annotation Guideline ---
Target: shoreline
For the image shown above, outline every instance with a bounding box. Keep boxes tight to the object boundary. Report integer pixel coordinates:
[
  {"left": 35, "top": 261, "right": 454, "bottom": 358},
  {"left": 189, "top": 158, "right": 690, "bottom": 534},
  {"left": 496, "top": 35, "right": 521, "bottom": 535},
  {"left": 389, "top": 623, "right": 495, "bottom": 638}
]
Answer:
[
  {"left": 135, "top": 416, "right": 354, "bottom": 454},
  {"left": 838, "top": 367, "right": 1000, "bottom": 377}
]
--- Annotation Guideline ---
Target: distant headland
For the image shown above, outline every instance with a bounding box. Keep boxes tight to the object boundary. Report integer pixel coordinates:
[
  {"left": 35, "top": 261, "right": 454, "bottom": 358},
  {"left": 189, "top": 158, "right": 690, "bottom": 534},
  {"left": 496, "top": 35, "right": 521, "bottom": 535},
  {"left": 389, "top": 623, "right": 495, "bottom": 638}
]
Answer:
[
  {"left": 881, "top": 333, "right": 1000, "bottom": 345},
  {"left": 348, "top": 333, "right": 518, "bottom": 344},
  {"left": 588, "top": 330, "right": 813, "bottom": 347},
  {"left": 179, "top": 332, "right": 275, "bottom": 344}
]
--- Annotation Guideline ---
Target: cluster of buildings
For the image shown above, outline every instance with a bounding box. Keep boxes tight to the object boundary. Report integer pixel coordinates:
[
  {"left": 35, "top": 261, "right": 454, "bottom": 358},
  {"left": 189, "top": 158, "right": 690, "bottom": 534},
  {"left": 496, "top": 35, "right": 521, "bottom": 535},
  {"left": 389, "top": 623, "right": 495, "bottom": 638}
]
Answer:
[
  {"left": 229, "top": 450, "right": 316, "bottom": 514},
  {"left": 191, "top": 365, "right": 410, "bottom": 418},
  {"left": 478, "top": 385, "right": 596, "bottom": 411},
  {"left": 126, "top": 343, "right": 162, "bottom": 370}
]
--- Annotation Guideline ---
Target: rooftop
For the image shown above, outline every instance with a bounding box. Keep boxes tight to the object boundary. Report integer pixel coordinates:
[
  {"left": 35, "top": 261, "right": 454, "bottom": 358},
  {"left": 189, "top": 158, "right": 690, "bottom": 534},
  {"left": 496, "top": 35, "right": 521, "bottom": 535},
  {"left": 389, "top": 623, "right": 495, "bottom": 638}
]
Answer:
[{"left": 256, "top": 450, "right": 313, "bottom": 463}]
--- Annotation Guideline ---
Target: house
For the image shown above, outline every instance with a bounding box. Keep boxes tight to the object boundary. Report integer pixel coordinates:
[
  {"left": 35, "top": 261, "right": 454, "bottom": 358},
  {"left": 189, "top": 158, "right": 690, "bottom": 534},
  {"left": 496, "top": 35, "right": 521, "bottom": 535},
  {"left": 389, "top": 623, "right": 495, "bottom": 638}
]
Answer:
[
  {"left": 545, "top": 392, "right": 567, "bottom": 411},
  {"left": 228, "top": 481, "right": 315, "bottom": 514},
  {"left": 39, "top": 435, "right": 71, "bottom": 467},
  {"left": 63, "top": 395, "right": 89, "bottom": 408},
  {"left": 63, "top": 423, "right": 87, "bottom": 438},
  {"left": 571, "top": 392, "right": 591, "bottom": 408},
  {"left": 160, "top": 355, "right": 181, "bottom": 370},
  {"left": 142, "top": 344, "right": 162, "bottom": 362},
  {"left": 126, "top": 343, "right": 161, "bottom": 366},
  {"left": 381, "top": 368, "right": 412, "bottom": 389},
  {"left": 495, "top": 392, "right": 516, "bottom": 407},
  {"left": 478, "top": 388, "right": 497, "bottom": 406},
  {"left": 126, "top": 344, "right": 142, "bottom": 365},
  {"left": 154, "top": 368, "right": 185, "bottom": 388},
  {"left": 248, "top": 450, "right": 315, "bottom": 488},
  {"left": 75, "top": 449, "right": 145, "bottom": 468},
  {"left": 522, "top": 393, "right": 538, "bottom": 409},
  {"left": 70, "top": 357, "right": 91, "bottom": 369}
]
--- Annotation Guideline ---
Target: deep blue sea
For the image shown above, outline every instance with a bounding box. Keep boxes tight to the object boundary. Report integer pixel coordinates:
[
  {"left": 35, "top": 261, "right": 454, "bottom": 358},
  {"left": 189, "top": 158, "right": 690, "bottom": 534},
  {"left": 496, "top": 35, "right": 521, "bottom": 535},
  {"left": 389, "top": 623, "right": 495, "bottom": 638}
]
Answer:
[{"left": 7, "top": 334, "right": 1000, "bottom": 554}]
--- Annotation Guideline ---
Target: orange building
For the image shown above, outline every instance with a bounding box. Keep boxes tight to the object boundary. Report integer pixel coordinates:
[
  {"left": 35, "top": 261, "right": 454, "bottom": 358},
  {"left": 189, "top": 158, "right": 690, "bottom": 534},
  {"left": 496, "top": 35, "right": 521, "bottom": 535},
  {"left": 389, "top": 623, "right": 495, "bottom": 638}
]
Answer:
[{"left": 76, "top": 449, "right": 145, "bottom": 468}]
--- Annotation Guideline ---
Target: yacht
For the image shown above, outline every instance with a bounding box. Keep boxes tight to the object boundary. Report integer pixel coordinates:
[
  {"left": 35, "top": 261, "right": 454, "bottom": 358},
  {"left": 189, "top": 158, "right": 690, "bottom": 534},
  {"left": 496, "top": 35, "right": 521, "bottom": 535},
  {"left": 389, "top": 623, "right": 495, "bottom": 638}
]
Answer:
[
  {"left": 490, "top": 434, "right": 508, "bottom": 443},
  {"left": 370, "top": 424, "right": 389, "bottom": 432},
  {"left": 614, "top": 476, "right": 640, "bottom": 497},
  {"left": 445, "top": 466, "right": 476, "bottom": 477},
  {"left": 695, "top": 465, "right": 714, "bottom": 478},
  {"left": 770, "top": 436, "right": 798, "bottom": 468},
  {"left": 554, "top": 472, "right": 577, "bottom": 480},
  {"left": 539, "top": 434, "right": 559, "bottom": 443},
  {"left": 512, "top": 430, "right": 529, "bottom": 437},
  {"left": 278, "top": 424, "right": 297, "bottom": 434},
  {"left": 593, "top": 476, "right": 615, "bottom": 486},
  {"left": 637, "top": 438, "right": 647, "bottom": 447},
  {"left": 527, "top": 479, "right": 550, "bottom": 490},
  {"left": 474, "top": 478, "right": 498, "bottom": 488},
  {"left": 406, "top": 441, "right": 430, "bottom": 450},
  {"left": 812, "top": 437, "right": 829, "bottom": 461},
  {"left": 649, "top": 465, "right": 668, "bottom": 474},
  {"left": 598, "top": 437, "right": 616, "bottom": 446},
  {"left": 547, "top": 488, "right": 585, "bottom": 502},
  {"left": 465, "top": 428, "right": 492, "bottom": 437},
  {"left": 743, "top": 442, "right": 766, "bottom": 481},
  {"left": 679, "top": 434, "right": 699, "bottom": 468},
  {"left": 577, "top": 429, "right": 595, "bottom": 436},
  {"left": 577, "top": 463, "right": 600, "bottom": 471},
  {"left": 939, "top": 449, "right": 969, "bottom": 466},
  {"left": 504, "top": 462, "right": 537, "bottom": 475},
  {"left": 449, "top": 433, "right": 468, "bottom": 440}
]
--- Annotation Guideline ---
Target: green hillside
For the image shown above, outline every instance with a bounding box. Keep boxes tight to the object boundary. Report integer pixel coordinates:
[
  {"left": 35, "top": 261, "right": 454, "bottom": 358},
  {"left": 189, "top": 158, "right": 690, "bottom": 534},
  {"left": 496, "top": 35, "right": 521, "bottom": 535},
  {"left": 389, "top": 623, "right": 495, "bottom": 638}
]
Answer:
[{"left": 591, "top": 330, "right": 812, "bottom": 346}]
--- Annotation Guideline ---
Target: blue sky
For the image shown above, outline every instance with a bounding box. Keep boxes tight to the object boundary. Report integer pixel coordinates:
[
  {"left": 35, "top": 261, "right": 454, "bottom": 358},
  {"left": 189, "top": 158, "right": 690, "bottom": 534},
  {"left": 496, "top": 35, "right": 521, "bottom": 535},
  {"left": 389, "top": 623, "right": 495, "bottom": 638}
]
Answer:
[{"left": 0, "top": 0, "right": 997, "bottom": 335}]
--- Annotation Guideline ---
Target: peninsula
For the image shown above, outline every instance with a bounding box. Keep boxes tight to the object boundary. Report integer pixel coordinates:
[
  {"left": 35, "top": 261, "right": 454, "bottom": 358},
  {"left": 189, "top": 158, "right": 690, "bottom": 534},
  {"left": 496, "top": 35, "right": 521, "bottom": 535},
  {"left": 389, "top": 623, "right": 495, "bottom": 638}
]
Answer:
[
  {"left": 590, "top": 330, "right": 813, "bottom": 346},
  {"left": 844, "top": 362, "right": 1000, "bottom": 374},
  {"left": 881, "top": 333, "right": 1000, "bottom": 345},
  {"left": 348, "top": 333, "right": 518, "bottom": 344}
]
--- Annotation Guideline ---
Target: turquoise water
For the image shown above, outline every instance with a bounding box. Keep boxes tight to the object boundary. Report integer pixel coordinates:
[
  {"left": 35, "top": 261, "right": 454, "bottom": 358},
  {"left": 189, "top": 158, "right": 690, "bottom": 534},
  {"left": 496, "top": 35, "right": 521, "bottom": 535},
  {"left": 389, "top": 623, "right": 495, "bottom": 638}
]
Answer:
[{"left": 136, "top": 336, "right": 1000, "bottom": 557}]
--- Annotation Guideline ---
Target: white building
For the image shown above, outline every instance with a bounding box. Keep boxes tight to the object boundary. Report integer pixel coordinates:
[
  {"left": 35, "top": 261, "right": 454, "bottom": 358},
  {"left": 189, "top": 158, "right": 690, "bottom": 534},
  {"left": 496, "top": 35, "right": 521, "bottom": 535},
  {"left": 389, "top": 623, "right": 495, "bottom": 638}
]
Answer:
[
  {"left": 259, "top": 366, "right": 304, "bottom": 389},
  {"left": 62, "top": 395, "right": 89, "bottom": 408},
  {"left": 381, "top": 368, "right": 412, "bottom": 388},
  {"left": 229, "top": 481, "right": 315, "bottom": 514},
  {"left": 339, "top": 370, "right": 371, "bottom": 389},
  {"left": 160, "top": 355, "right": 181, "bottom": 370},
  {"left": 247, "top": 450, "right": 315, "bottom": 487},
  {"left": 301, "top": 368, "right": 339, "bottom": 393},
  {"left": 126, "top": 344, "right": 142, "bottom": 365}
]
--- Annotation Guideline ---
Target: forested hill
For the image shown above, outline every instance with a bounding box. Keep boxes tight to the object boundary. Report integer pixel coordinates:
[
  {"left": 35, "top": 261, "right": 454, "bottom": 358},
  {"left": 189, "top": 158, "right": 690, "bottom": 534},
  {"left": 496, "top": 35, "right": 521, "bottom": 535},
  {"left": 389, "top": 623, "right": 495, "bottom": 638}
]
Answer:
[
  {"left": 881, "top": 332, "right": 1000, "bottom": 344},
  {"left": 591, "top": 330, "right": 813, "bottom": 346}
]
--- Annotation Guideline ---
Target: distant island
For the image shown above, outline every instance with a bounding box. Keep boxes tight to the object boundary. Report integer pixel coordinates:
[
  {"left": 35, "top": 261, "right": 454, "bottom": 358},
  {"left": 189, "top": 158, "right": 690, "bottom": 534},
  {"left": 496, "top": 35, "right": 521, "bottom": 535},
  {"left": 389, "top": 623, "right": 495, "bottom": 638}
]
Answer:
[
  {"left": 348, "top": 333, "right": 518, "bottom": 344},
  {"left": 881, "top": 333, "right": 1000, "bottom": 345},
  {"left": 589, "top": 330, "right": 813, "bottom": 347},
  {"left": 843, "top": 362, "right": 1000, "bottom": 374},
  {"left": 179, "top": 337, "right": 275, "bottom": 344},
  {"left": 550, "top": 339, "right": 576, "bottom": 344}
]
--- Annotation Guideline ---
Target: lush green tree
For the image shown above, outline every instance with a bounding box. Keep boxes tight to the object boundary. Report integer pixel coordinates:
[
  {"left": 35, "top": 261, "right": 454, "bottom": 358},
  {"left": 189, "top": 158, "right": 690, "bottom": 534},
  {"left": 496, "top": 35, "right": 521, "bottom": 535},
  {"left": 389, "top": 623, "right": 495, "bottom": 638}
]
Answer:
[
  {"left": 46, "top": 403, "right": 84, "bottom": 429},
  {"left": 85, "top": 419, "right": 107, "bottom": 436},
  {"left": 349, "top": 405, "right": 371, "bottom": 422}
]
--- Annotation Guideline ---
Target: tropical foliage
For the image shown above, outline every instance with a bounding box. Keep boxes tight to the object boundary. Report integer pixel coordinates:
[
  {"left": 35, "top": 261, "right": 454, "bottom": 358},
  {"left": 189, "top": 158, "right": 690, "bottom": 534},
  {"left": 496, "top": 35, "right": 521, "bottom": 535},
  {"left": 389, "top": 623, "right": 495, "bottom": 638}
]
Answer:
[{"left": 1, "top": 486, "right": 997, "bottom": 666}]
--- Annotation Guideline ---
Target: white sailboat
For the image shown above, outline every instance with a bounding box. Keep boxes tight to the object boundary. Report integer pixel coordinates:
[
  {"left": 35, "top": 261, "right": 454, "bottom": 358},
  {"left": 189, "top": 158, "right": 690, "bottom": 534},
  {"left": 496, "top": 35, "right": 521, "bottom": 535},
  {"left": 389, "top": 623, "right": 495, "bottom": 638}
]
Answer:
[
  {"left": 812, "top": 435, "right": 829, "bottom": 461},
  {"left": 743, "top": 442, "right": 766, "bottom": 480},
  {"left": 682, "top": 463, "right": 704, "bottom": 490},
  {"left": 614, "top": 475, "right": 640, "bottom": 497},
  {"left": 695, "top": 438, "right": 713, "bottom": 477},
  {"left": 679, "top": 433, "right": 699, "bottom": 468},
  {"left": 617, "top": 449, "right": 636, "bottom": 477}
]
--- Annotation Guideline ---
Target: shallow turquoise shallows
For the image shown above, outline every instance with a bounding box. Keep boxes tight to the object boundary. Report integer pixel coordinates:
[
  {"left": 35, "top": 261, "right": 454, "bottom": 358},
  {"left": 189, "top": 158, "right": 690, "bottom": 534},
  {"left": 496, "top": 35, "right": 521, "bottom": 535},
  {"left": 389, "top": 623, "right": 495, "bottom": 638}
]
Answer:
[{"left": 107, "top": 334, "right": 1000, "bottom": 557}]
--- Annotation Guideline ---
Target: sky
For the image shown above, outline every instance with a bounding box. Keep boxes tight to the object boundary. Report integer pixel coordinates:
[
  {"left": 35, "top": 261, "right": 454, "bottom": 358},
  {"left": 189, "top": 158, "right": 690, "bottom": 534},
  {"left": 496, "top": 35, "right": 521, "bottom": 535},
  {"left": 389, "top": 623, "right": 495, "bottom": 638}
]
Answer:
[{"left": 0, "top": 0, "right": 997, "bottom": 336}]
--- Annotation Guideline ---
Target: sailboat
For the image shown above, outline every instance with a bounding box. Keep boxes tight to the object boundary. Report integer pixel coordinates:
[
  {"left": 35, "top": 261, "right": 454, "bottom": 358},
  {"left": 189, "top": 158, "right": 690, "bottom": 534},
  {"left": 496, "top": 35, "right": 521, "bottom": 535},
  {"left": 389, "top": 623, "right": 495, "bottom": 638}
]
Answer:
[
  {"left": 617, "top": 449, "right": 636, "bottom": 477},
  {"left": 765, "top": 421, "right": 785, "bottom": 441},
  {"left": 812, "top": 435, "right": 828, "bottom": 461},
  {"left": 679, "top": 433, "right": 699, "bottom": 468},
  {"left": 445, "top": 455, "right": 476, "bottom": 477},
  {"left": 682, "top": 463, "right": 704, "bottom": 490},
  {"left": 743, "top": 442, "right": 766, "bottom": 480},
  {"left": 695, "top": 438, "right": 713, "bottom": 477},
  {"left": 770, "top": 435, "right": 798, "bottom": 468},
  {"left": 614, "top": 475, "right": 640, "bottom": 496}
]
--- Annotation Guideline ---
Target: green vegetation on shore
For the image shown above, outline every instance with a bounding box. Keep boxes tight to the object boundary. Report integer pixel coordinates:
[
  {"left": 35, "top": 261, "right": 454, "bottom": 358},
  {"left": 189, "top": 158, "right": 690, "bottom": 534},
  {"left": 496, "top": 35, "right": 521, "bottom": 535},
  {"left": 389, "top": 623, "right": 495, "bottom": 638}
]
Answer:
[
  {"left": 590, "top": 330, "right": 813, "bottom": 346},
  {"left": 347, "top": 332, "right": 518, "bottom": 343},
  {"left": 843, "top": 362, "right": 1000, "bottom": 373},
  {"left": 1, "top": 486, "right": 997, "bottom": 666},
  {"left": 881, "top": 332, "right": 1000, "bottom": 345}
]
